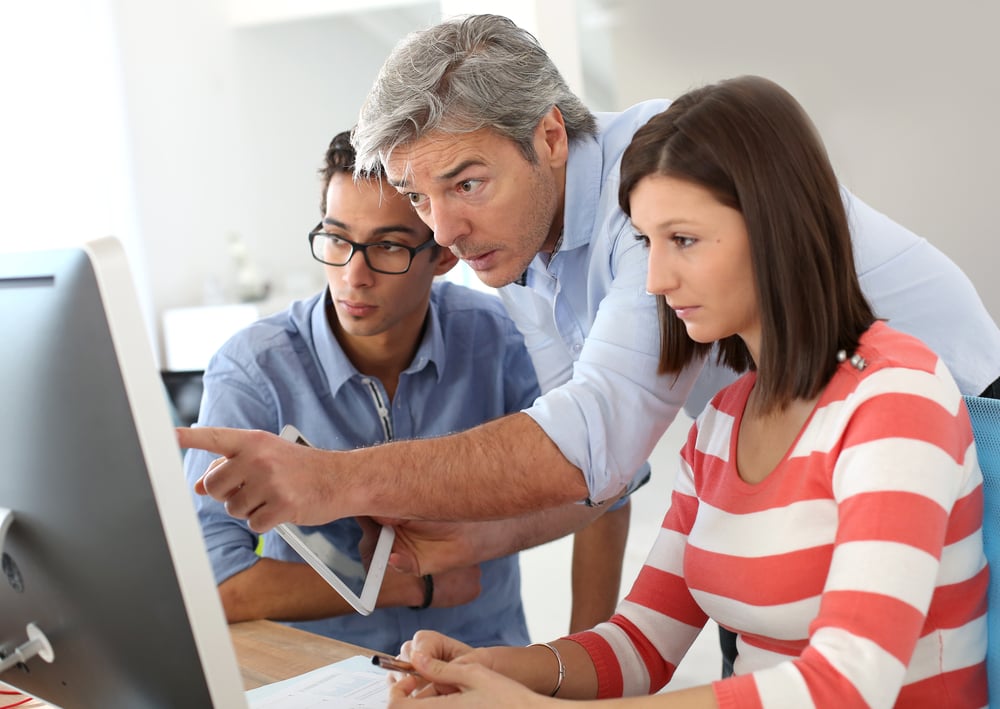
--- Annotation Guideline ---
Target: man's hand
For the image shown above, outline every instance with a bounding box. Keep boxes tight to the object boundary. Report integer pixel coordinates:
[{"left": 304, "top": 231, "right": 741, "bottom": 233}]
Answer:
[
  {"left": 379, "top": 499, "right": 618, "bottom": 577},
  {"left": 358, "top": 518, "right": 483, "bottom": 606},
  {"left": 379, "top": 519, "right": 485, "bottom": 576},
  {"left": 181, "top": 414, "right": 589, "bottom": 524},
  {"left": 178, "top": 426, "right": 342, "bottom": 532}
]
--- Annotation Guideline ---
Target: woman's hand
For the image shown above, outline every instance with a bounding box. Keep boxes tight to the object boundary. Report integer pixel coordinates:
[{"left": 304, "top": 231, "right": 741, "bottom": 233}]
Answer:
[
  {"left": 388, "top": 631, "right": 578, "bottom": 704},
  {"left": 388, "top": 648, "right": 553, "bottom": 708},
  {"left": 389, "top": 630, "right": 482, "bottom": 696},
  {"left": 389, "top": 631, "right": 507, "bottom": 699}
]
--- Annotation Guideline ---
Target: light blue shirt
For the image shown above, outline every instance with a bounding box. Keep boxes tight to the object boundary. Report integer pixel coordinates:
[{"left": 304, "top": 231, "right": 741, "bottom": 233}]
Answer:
[
  {"left": 186, "top": 281, "right": 539, "bottom": 654},
  {"left": 501, "top": 99, "right": 1000, "bottom": 503}
]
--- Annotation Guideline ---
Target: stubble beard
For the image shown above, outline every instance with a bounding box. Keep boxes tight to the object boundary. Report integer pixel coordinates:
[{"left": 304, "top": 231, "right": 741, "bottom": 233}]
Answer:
[{"left": 469, "top": 168, "right": 560, "bottom": 289}]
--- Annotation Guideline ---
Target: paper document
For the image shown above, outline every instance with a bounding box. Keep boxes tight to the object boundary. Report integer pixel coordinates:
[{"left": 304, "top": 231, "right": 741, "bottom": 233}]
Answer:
[{"left": 246, "top": 655, "right": 390, "bottom": 708}]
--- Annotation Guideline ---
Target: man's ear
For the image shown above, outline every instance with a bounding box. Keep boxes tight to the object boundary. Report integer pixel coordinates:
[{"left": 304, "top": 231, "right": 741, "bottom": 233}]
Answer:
[
  {"left": 536, "top": 105, "right": 569, "bottom": 169},
  {"left": 432, "top": 242, "right": 459, "bottom": 277}
]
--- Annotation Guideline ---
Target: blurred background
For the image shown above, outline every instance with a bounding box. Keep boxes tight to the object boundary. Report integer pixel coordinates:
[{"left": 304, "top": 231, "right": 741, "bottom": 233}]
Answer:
[{"left": 1, "top": 0, "right": 996, "bottom": 360}]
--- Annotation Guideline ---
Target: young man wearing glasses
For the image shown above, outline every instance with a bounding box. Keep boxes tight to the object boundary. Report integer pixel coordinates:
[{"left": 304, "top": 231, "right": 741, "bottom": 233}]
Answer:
[{"left": 184, "top": 131, "right": 543, "bottom": 654}]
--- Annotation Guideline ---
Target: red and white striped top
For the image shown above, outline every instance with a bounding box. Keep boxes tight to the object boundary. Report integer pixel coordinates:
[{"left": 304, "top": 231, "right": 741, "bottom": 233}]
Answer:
[{"left": 570, "top": 322, "right": 989, "bottom": 708}]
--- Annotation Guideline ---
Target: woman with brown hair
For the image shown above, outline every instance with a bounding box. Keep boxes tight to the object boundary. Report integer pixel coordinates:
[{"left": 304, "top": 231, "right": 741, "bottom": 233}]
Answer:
[{"left": 385, "top": 76, "right": 989, "bottom": 709}]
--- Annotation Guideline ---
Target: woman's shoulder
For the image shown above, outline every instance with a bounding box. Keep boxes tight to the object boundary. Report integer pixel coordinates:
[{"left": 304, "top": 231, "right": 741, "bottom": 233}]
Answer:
[
  {"left": 858, "top": 320, "right": 942, "bottom": 373},
  {"left": 826, "top": 320, "right": 963, "bottom": 409}
]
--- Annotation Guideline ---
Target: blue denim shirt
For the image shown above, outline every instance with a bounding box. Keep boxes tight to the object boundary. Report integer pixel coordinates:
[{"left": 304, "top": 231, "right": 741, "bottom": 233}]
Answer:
[{"left": 185, "top": 281, "right": 539, "bottom": 654}]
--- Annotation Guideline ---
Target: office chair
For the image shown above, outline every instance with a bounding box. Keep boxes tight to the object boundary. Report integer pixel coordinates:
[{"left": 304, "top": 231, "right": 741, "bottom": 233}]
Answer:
[{"left": 964, "top": 394, "right": 1000, "bottom": 707}]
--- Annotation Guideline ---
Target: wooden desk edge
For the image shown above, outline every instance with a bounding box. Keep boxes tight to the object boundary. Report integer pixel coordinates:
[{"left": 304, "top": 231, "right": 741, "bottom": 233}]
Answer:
[{"left": 230, "top": 619, "right": 375, "bottom": 690}]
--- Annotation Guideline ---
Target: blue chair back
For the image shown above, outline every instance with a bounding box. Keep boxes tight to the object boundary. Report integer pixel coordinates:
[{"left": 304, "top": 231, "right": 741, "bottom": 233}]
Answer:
[{"left": 964, "top": 394, "right": 1000, "bottom": 707}]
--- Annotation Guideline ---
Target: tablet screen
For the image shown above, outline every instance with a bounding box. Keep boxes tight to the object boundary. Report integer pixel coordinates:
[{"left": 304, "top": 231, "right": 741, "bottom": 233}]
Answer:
[{"left": 274, "top": 425, "right": 394, "bottom": 615}]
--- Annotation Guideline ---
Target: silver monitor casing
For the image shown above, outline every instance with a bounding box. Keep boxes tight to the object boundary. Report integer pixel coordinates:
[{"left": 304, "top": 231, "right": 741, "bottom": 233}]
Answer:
[{"left": 0, "top": 238, "right": 247, "bottom": 707}]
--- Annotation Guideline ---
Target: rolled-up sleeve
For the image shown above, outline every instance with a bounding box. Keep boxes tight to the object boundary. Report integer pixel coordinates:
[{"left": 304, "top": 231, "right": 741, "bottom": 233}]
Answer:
[{"left": 184, "top": 350, "right": 277, "bottom": 585}]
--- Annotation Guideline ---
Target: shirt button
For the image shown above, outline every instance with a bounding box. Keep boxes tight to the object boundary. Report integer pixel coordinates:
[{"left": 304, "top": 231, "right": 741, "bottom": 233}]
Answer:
[{"left": 572, "top": 343, "right": 583, "bottom": 353}]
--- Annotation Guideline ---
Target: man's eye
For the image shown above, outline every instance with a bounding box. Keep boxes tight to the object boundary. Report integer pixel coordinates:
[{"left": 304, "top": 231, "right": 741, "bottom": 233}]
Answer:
[
  {"left": 458, "top": 179, "right": 482, "bottom": 193},
  {"left": 407, "top": 193, "right": 427, "bottom": 207},
  {"left": 373, "top": 242, "right": 405, "bottom": 254}
]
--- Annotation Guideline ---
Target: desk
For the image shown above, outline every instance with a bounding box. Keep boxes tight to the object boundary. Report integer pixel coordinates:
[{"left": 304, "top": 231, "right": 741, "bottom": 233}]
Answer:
[
  {"left": 232, "top": 619, "right": 374, "bottom": 689},
  {"left": 1, "top": 620, "right": 374, "bottom": 705}
]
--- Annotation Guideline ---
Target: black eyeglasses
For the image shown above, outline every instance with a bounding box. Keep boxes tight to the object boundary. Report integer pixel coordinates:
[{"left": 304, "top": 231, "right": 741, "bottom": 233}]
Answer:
[{"left": 308, "top": 223, "right": 436, "bottom": 275}]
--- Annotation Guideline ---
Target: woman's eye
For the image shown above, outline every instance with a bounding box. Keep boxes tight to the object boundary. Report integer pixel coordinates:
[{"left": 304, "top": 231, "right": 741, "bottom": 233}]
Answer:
[
  {"left": 633, "top": 233, "right": 650, "bottom": 246},
  {"left": 673, "top": 235, "right": 696, "bottom": 248}
]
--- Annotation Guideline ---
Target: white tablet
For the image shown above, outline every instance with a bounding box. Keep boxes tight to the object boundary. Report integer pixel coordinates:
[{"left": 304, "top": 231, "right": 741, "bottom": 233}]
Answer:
[{"left": 273, "top": 424, "right": 395, "bottom": 616}]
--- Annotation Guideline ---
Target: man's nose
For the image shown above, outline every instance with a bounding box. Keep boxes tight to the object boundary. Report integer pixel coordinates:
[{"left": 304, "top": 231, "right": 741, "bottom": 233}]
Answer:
[
  {"left": 341, "top": 248, "right": 376, "bottom": 285},
  {"left": 427, "top": 201, "right": 469, "bottom": 249}
]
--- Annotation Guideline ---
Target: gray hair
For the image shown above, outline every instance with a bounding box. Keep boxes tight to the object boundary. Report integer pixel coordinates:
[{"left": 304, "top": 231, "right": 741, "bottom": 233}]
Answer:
[{"left": 352, "top": 14, "right": 598, "bottom": 174}]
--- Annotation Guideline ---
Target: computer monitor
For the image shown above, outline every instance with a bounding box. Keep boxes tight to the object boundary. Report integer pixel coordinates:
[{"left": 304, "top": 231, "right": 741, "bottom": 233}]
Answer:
[{"left": 0, "top": 238, "right": 248, "bottom": 707}]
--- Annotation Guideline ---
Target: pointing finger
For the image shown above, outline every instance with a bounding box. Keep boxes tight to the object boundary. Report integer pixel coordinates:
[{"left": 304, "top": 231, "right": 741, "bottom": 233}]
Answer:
[{"left": 176, "top": 426, "right": 247, "bottom": 457}]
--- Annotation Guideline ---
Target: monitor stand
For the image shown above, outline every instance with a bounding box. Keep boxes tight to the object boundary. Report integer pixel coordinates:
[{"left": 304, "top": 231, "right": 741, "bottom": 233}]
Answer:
[
  {"left": 0, "top": 623, "right": 54, "bottom": 674},
  {"left": 0, "top": 509, "right": 55, "bottom": 674}
]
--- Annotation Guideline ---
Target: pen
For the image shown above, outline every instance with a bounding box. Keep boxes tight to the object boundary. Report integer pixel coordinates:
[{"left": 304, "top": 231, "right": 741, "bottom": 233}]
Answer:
[{"left": 371, "top": 653, "right": 424, "bottom": 678}]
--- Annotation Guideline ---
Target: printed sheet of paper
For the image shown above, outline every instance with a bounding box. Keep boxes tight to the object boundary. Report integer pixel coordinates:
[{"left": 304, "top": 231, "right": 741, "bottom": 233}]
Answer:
[{"left": 246, "top": 655, "right": 390, "bottom": 708}]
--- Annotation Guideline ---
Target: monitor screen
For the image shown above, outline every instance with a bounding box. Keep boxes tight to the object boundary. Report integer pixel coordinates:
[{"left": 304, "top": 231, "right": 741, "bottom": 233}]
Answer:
[{"left": 0, "top": 238, "right": 247, "bottom": 708}]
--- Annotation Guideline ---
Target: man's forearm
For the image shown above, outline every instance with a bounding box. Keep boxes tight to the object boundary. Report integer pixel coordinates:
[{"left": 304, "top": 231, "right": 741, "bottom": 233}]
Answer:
[
  {"left": 184, "top": 414, "right": 592, "bottom": 533},
  {"left": 570, "top": 500, "right": 630, "bottom": 632},
  {"left": 339, "top": 413, "right": 589, "bottom": 520},
  {"left": 391, "top": 495, "right": 619, "bottom": 576},
  {"left": 219, "top": 558, "right": 357, "bottom": 623},
  {"left": 219, "top": 557, "right": 448, "bottom": 622}
]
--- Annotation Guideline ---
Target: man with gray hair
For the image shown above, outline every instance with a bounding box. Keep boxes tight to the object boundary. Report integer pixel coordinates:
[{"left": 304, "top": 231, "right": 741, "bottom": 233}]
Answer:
[{"left": 181, "top": 13, "right": 1000, "bottom": 658}]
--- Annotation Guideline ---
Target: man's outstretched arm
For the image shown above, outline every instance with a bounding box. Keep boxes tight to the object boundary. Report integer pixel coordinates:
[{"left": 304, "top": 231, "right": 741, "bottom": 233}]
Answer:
[{"left": 180, "top": 412, "right": 590, "bottom": 532}]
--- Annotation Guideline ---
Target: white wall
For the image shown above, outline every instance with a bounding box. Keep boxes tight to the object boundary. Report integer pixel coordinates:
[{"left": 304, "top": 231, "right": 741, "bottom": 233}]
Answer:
[
  {"left": 606, "top": 0, "right": 999, "bottom": 320},
  {"left": 131, "top": 0, "right": 997, "bottom": 335},
  {"left": 5, "top": 2, "right": 996, "bottom": 361},
  {"left": 0, "top": 0, "right": 151, "bottom": 335},
  {"left": 108, "top": 1, "right": 441, "bottom": 350}
]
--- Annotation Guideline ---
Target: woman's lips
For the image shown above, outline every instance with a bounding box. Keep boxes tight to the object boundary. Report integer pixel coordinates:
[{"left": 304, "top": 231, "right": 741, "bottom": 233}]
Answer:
[{"left": 671, "top": 305, "right": 699, "bottom": 320}]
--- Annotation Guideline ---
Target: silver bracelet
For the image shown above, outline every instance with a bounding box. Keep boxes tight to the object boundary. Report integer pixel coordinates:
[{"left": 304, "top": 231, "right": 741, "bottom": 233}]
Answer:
[{"left": 530, "top": 642, "right": 565, "bottom": 697}]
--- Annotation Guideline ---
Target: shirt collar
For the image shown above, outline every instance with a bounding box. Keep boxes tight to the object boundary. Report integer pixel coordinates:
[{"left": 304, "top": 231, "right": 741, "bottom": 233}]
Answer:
[
  {"left": 310, "top": 288, "right": 445, "bottom": 396},
  {"left": 515, "top": 136, "right": 602, "bottom": 287},
  {"left": 559, "top": 135, "right": 603, "bottom": 253}
]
